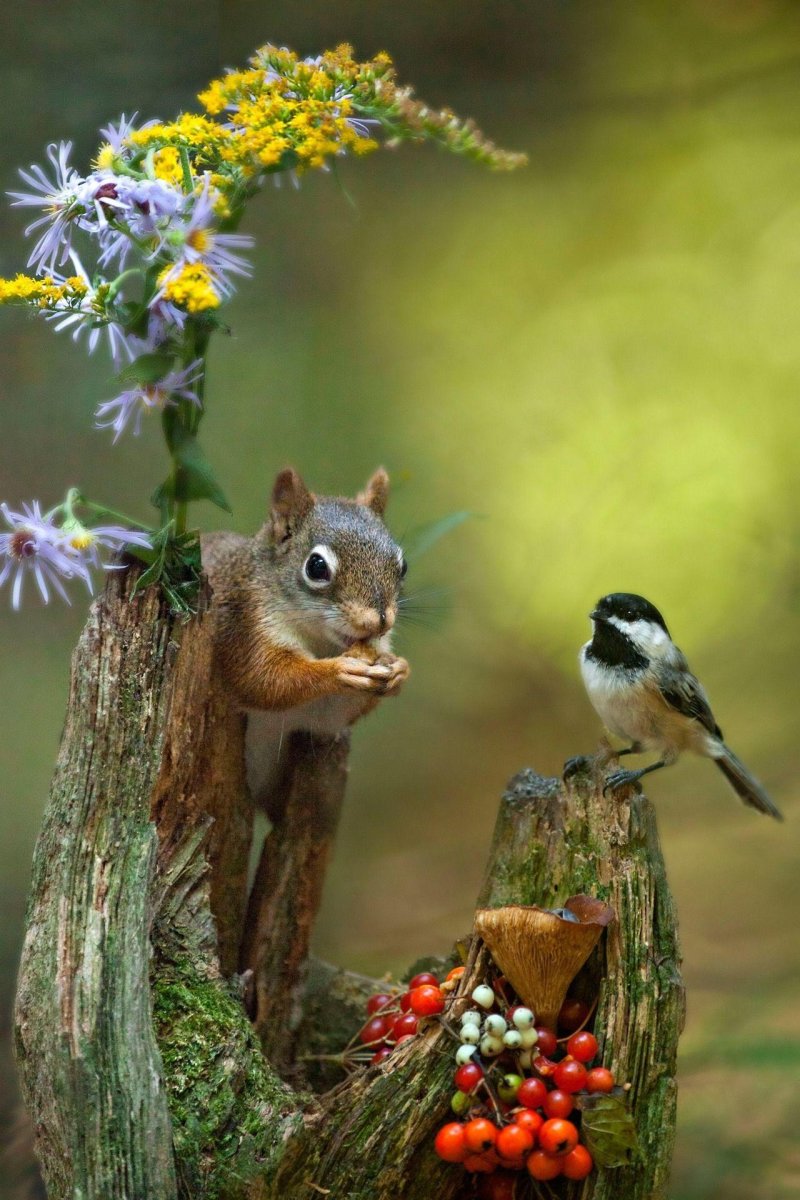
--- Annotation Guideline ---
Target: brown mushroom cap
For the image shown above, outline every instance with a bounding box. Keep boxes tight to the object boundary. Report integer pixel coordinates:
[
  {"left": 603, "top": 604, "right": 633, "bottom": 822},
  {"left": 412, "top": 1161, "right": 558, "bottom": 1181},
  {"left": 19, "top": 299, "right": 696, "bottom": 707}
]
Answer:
[{"left": 474, "top": 895, "right": 615, "bottom": 1028}]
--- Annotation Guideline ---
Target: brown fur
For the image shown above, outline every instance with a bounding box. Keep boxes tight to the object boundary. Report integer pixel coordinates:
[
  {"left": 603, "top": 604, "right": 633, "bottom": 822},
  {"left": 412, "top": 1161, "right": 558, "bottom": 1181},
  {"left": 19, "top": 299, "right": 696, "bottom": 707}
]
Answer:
[{"left": 201, "top": 468, "right": 409, "bottom": 717}]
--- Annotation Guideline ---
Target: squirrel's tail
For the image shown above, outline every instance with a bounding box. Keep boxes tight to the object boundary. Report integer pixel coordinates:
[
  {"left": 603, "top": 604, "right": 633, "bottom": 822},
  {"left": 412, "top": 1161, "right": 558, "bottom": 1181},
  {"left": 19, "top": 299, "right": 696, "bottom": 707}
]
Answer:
[{"left": 714, "top": 745, "right": 783, "bottom": 821}]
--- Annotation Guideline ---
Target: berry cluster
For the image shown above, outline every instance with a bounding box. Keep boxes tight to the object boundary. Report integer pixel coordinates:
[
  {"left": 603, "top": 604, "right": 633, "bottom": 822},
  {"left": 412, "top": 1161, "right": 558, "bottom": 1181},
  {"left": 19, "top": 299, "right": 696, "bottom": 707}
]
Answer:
[
  {"left": 356, "top": 968, "right": 464, "bottom": 1065},
  {"left": 434, "top": 982, "right": 618, "bottom": 1189}
]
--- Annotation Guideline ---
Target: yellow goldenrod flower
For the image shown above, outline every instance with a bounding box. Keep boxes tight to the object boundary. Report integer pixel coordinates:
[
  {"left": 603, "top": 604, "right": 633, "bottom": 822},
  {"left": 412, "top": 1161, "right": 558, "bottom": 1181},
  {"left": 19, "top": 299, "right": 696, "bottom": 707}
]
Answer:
[
  {"left": 0, "top": 273, "right": 87, "bottom": 307},
  {"left": 157, "top": 262, "right": 221, "bottom": 313},
  {"left": 153, "top": 146, "right": 183, "bottom": 186}
]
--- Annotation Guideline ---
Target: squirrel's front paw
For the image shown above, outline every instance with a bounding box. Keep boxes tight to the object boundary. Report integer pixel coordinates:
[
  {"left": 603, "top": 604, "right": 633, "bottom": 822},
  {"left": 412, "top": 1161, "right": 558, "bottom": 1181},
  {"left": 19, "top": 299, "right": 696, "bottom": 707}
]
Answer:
[
  {"left": 335, "top": 656, "right": 395, "bottom": 692},
  {"left": 374, "top": 653, "right": 410, "bottom": 694}
]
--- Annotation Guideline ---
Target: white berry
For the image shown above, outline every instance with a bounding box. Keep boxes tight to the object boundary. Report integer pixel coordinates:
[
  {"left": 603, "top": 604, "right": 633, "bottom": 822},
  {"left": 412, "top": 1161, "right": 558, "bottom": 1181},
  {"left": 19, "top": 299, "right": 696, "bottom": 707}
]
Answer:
[
  {"left": 460, "top": 1009, "right": 481, "bottom": 1026},
  {"left": 455, "top": 1043, "right": 478, "bottom": 1065},
  {"left": 480, "top": 1035, "right": 504, "bottom": 1056},
  {"left": 460, "top": 1024, "right": 481, "bottom": 1044},
  {"left": 502, "top": 1029, "right": 523, "bottom": 1049},
  {"left": 512, "top": 1007, "right": 535, "bottom": 1030},
  {"left": 472, "top": 985, "right": 495, "bottom": 1010},
  {"left": 484, "top": 1014, "right": 507, "bottom": 1037},
  {"left": 518, "top": 1049, "right": 533, "bottom": 1069},
  {"left": 519, "top": 1027, "right": 539, "bottom": 1049}
]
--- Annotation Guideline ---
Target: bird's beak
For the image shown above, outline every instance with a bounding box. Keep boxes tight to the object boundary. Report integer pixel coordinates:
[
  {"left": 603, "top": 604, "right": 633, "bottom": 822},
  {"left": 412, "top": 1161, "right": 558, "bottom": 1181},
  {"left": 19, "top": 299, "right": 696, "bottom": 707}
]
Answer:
[{"left": 589, "top": 609, "right": 605, "bottom": 622}]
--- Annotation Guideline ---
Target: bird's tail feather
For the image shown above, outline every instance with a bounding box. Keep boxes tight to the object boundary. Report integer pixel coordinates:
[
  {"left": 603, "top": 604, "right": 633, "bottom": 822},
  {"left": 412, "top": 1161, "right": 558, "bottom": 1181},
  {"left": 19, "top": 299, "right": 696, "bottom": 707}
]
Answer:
[{"left": 715, "top": 745, "right": 783, "bottom": 821}]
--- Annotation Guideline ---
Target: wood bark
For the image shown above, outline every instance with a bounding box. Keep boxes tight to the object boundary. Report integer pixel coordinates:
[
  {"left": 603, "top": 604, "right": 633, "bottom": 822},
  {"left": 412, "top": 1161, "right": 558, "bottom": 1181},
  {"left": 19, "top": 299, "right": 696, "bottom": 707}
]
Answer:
[{"left": 13, "top": 572, "right": 684, "bottom": 1200}]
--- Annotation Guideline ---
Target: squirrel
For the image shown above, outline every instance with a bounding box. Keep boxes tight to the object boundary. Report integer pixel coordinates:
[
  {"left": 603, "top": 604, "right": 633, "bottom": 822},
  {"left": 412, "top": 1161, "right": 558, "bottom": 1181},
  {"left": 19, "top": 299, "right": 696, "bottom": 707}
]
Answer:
[{"left": 201, "top": 466, "right": 410, "bottom": 804}]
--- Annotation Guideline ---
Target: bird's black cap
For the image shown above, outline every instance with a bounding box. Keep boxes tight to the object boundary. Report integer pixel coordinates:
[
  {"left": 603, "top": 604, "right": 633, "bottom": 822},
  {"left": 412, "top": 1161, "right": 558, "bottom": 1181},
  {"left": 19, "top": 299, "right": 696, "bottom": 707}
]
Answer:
[{"left": 591, "top": 592, "right": 670, "bottom": 635}]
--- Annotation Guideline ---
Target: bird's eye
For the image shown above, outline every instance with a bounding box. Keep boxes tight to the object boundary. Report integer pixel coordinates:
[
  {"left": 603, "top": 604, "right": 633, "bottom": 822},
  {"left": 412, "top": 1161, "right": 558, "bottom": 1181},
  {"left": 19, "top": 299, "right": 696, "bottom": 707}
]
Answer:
[
  {"left": 304, "top": 552, "right": 332, "bottom": 586},
  {"left": 626, "top": 610, "right": 636, "bottom": 620},
  {"left": 400, "top": 556, "right": 408, "bottom": 579}
]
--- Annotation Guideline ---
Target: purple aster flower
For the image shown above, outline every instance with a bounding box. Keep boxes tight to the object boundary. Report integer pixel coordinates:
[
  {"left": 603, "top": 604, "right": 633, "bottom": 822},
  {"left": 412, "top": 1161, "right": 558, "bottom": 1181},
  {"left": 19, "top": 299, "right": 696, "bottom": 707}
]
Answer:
[
  {"left": 97, "top": 176, "right": 184, "bottom": 269},
  {"left": 0, "top": 501, "right": 91, "bottom": 609},
  {"left": 95, "top": 359, "right": 203, "bottom": 441},
  {"left": 170, "top": 179, "right": 252, "bottom": 296},
  {"left": 63, "top": 521, "right": 152, "bottom": 569},
  {"left": 97, "top": 113, "right": 154, "bottom": 156},
  {"left": 43, "top": 253, "right": 135, "bottom": 363},
  {"left": 8, "top": 142, "right": 87, "bottom": 273}
]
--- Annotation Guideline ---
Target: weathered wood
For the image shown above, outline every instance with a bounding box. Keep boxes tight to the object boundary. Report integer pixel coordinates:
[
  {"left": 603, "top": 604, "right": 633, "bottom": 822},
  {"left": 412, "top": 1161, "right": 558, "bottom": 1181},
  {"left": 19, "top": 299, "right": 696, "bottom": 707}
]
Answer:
[
  {"left": 478, "top": 760, "right": 686, "bottom": 1200},
  {"left": 14, "top": 573, "right": 684, "bottom": 1200},
  {"left": 13, "top": 572, "right": 180, "bottom": 1200},
  {"left": 241, "top": 730, "right": 350, "bottom": 1071},
  {"left": 150, "top": 597, "right": 253, "bottom": 974}
]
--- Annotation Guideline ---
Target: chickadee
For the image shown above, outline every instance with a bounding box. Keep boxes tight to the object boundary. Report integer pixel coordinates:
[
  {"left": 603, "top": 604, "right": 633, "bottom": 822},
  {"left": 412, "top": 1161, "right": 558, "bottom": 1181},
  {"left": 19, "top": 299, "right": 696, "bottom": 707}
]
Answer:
[{"left": 579, "top": 592, "right": 783, "bottom": 820}]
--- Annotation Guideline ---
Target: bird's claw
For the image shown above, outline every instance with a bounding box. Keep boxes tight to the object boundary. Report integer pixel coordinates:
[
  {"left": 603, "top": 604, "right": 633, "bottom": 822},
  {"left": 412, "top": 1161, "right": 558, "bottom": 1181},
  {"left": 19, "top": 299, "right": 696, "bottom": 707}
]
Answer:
[
  {"left": 562, "top": 755, "right": 591, "bottom": 782},
  {"left": 603, "top": 768, "right": 643, "bottom": 795}
]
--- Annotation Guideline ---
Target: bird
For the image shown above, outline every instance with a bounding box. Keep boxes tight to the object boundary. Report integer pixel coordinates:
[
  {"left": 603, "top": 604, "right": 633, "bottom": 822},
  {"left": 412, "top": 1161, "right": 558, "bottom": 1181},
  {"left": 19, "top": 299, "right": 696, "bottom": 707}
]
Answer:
[{"left": 579, "top": 591, "right": 783, "bottom": 820}]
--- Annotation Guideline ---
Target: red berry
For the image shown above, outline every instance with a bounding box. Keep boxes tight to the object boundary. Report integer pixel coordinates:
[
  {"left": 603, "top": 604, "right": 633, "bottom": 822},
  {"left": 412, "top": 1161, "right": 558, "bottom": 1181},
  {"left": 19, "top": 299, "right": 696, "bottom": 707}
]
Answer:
[
  {"left": 371, "top": 1046, "right": 392, "bottom": 1065},
  {"left": 399, "top": 991, "right": 412, "bottom": 1012},
  {"left": 585, "top": 1066, "right": 615, "bottom": 1093},
  {"left": 464, "top": 1118, "right": 498, "bottom": 1154},
  {"left": 532, "top": 1055, "right": 557, "bottom": 1077},
  {"left": 562, "top": 1143, "right": 594, "bottom": 1180},
  {"left": 553, "top": 1058, "right": 588, "bottom": 1094},
  {"left": 454, "top": 1062, "right": 484, "bottom": 1092},
  {"left": 359, "top": 1016, "right": 391, "bottom": 1046},
  {"left": 409, "top": 971, "right": 439, "bottom": 989},
  {"left": 434, "top": 1122, "right": 468, "bottom": 1163},
  {"left": 539, "top": 1118, "right": 579, "bottom": 1158},
  {"left": 496, "top": 1124, "right": 534, "bottom": 1160},
  {"left": 534, "top": 1027, "right": 557, "bottom": 1057},
  {"left": 366, "top": 992, "right": 394, "bottom": 1016},
  {"left": 408, "top": 985, "right": 445, "bottom": 1017},
  {"left": 394, "top": 1033, "right": 416, "bottom": 1047},
  {"left": 526, "top": 1149, "right": 563, "bottom": 1180},
  {"left": 543, "top": 1089, "right": 574, "bottom": 1119},
  {"left": 567, "top": 1031, "right": 599, "bottom": 1063},
  {"left": 478, "top": 1170, "right": 518, "bottom": 1200},
  {"left": 517, "top": 1077, "right": 547, "bottom": 1109},
  {"left": 558, "top": 997, "right": 590, "bottom": 1034},
  {"left": 464, "top": 1153, "right": 497, "bottom": 1173},
  {"left": 391, "top": 1013, "right": 418, "bottom": 1039},
  {"left": 514, "top": 1109, "right": 543, "bottom": 1141},
  {"left": 446, "top": 966, "right": 466, "bottom": 982}
]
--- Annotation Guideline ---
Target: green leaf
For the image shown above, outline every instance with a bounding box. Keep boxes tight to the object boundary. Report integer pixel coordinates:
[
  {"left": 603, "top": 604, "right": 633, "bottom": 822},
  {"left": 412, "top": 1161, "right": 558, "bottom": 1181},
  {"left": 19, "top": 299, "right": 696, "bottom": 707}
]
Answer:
[
  {"left": 131, "top": 522, "right": 203, "bottom": 616},
  {"left": 154, "top": 429, "right": 231, "bottom": 512},
  {"left": 404, "top": 510, "right": 472, "bottom": 561},
  {"left": 114, "top": 352, "right": 175, "bottom": 388},
  {"left": 576, "top": 1092, "right": 640, "bottom": 1168}
]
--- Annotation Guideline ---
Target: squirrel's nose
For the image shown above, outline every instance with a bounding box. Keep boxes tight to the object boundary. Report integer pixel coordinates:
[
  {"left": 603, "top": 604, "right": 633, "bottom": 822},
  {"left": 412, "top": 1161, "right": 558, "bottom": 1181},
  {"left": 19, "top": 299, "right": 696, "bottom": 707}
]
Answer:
[{"left": 348, "top": 604, "right": 396, "bottom": 638}]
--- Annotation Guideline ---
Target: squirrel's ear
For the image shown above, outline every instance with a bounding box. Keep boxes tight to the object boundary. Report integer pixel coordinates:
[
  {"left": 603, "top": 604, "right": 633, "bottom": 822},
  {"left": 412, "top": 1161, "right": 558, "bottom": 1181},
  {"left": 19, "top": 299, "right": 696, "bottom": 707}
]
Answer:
[
  {"left": 268, "top": 468, "right": 315, "bottom": 544},
  {"left": 357, "top": 467, "right": 389, "bottom": 517}
]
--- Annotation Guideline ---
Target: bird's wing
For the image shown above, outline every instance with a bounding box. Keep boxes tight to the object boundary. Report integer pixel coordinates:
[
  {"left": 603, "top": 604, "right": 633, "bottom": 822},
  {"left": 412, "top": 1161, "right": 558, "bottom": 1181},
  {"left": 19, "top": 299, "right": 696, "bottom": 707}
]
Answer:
[{"left": 657, "top": 651, "right": 723, "bottom": 740}]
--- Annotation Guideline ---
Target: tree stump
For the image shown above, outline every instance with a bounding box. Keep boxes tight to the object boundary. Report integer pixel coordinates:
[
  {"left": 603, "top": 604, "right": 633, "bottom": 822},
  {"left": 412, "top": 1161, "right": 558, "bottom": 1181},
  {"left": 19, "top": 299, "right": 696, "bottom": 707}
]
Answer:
[{"left": 13, "top": 571, "right": 684, "bottom": 1199}]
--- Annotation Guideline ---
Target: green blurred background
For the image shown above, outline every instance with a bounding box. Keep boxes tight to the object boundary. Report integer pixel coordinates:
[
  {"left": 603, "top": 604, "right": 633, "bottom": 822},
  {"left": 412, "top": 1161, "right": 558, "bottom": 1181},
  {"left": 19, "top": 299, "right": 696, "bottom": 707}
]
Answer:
[{"left": 1, "top": 2, "right": 799, "bottom": 1196}]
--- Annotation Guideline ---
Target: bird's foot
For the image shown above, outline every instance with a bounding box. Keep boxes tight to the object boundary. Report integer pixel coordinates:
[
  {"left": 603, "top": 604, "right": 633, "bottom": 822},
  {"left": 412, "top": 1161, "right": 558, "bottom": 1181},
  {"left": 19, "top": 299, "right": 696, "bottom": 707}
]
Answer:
[
  {"left": 603, "top": 768, "right": 646, "bottom": 795},
  {"left": 562, "top": 755, "right": 592, "bottom": 782}
]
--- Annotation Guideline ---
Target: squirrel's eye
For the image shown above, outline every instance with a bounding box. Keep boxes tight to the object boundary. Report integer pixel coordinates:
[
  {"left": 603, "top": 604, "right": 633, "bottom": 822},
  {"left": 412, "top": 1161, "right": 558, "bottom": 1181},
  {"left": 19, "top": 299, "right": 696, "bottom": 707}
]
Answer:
[
  {"left": 304, "top": 552, "right": 332, "bottom": 586},
  {"left": 400, "top": 556, "right": 408, "bottom": 579}
]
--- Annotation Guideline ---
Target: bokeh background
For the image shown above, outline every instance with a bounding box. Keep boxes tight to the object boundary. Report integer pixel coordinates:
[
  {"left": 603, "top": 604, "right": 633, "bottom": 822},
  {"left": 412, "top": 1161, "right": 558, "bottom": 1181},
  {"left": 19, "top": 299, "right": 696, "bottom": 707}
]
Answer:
[{"left": 1, "top": 2, "right": 799, "bottom": 1196}]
